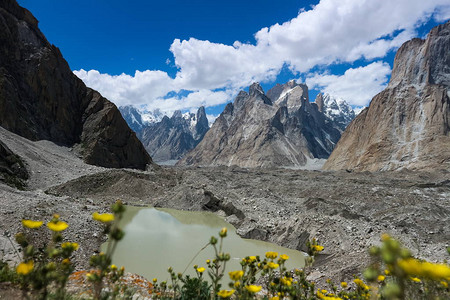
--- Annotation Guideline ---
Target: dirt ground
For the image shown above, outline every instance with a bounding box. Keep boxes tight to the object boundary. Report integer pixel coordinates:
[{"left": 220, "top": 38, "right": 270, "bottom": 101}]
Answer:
[{"left": 1, "top": 128, "right": 449, "bottom": 289}]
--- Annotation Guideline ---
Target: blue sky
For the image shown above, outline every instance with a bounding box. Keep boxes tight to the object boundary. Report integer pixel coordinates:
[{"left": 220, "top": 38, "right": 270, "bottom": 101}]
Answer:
[{"left": 18, "top": 0, "right": 450, "bottom": 120}]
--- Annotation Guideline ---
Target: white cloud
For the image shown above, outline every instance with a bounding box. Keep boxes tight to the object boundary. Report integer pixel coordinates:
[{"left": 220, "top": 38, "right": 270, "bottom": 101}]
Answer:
[
  {"left": 74, "top": 69, "right": 174, "bottom": 107},
  {"left": 74, "top": 0, "right": 450, "bottom": 114},
  {"left": 306, "top": 62, "right": 392, "bottom": 106},
  {"left": 434, "top": 5, "right": 450, "bottom": 21},
  {"left": 152, "top": 89, "right": 232, "bottom": 115},
  {"left": 171, "top": 0, "right": 449, "bottom": 91}
]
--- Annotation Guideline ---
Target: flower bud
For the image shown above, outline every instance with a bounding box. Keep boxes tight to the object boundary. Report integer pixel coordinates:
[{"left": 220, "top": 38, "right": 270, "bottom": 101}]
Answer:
[{"left": 219, "top": 227, "right": 227, "bottom": 238}]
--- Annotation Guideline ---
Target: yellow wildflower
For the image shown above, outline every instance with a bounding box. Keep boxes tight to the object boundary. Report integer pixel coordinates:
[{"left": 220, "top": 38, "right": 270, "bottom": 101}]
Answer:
[
  {"left": 317, "top": 290, "right": 343, "bottom": 300},
  {"left": 62, "top": 258, "right": 70, "bottom": 265},
  {"left": 229, "top": 270, "right": 244, "bottom": 281},
  {"left": 265, "top": 251, "right": 278, "bottom": 259},
  {"left": 245, "top": 285, "right": 262, "bottom": 293},
  {"left": 384, "top": 269, "right": 390, "bottom": 275},
  {"left": 92, "top": 212, "right": 115, "bottom": 223},
  {"left": 398, "top": 258, "right": 450, "bottom": 280},
  {"left": 281, "top": 276, "right": 292, "bottom": 286},
  {"left": 234, "top": 281, "right": 240, "bottom": 288},
  {"left": 267, "top": 261, "right": 279, "bottom": 269},
  {"left": 61, "top": 242, "right": 79, "bottom": 250},
  {"left": 341, "top": 281, "right": 348, "bottom": 288},
  {"left": 410, "top": 277, "right": 421, "bottom": 283},
  {"left": 279, "top": 254, "right": 289, "bottom": 260},
  {"left": 270, "top": 297, "right": 280, "bottom": 300},
  {"left": 152, "top": 278, "right": 157, "bottom": 283},
  {"left": 313, "top": 245, "right": 324, "bottom": 252},
  {"left": 47, "top": 220, "right": 68, "bottom": 232},
  {"left": 441, "top": 281, "right": 448, "bottom": 288},
  {"left": 377, "top": 275, "right": 385, "bottom": 282},
  {"left": 217, "top": 289, "right": 235, "bottom": 298},
  {"left": 16, "top": 261, "right": 33, "bottom": 275},
  {"left": 197, "top": 267, "right": 205, "bottom": 273},
  {"left": 248, "top": 256, "right": 257, "bottom": 262},
  {"left": 317, "top": 291, "right": 325, "bottom": 299},
  {"left": 22, "top": 219, "right": 43, "bottom": 229},
  {"left": 206, "top": 259, "right": 210, "bottom": 264},
  {"left": 111, "top": 264, "right": 117, "bottom": 270},
  {"left": 353, "top": 278, "right": 370, "bottom": 290}
]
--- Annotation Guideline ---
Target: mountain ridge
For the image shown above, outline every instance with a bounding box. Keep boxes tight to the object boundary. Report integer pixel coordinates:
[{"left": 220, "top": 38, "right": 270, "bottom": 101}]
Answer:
[
  {"left": 178, "top": 81, "right": 351, "bottom": 168},
  {"left": 120, "top": 106, "right": 210, "bottom": 162},
  {"left": 323, "top": 21, "right": 450, "bottom": 172}
]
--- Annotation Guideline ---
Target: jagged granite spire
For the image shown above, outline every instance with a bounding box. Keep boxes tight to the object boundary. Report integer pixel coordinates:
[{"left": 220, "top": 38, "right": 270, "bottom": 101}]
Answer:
[
  {"left": 139, "top": 106, "right": 210, "bottom": 162},
  {"left": 249, "top": 82, "right": 272, "bottom": 105},
  {"left": 324, "top": 21, "right": 450, "bottom": 172}
]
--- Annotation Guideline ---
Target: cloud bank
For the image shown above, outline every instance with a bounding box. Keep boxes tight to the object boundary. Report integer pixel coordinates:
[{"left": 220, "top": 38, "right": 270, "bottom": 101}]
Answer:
[{"left": 74, "top": 0, "right": 450, "bottom": 113}]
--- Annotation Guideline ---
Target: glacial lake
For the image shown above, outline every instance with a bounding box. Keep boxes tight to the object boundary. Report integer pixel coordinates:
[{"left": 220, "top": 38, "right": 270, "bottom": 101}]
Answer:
[{"left": 102, "top": 206, "right": 305, "bottom": 281}]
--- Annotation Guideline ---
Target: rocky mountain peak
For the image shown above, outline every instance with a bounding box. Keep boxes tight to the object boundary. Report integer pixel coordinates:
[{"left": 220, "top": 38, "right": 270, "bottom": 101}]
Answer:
[
  {"left": 178, "top": 81, "right": 343, "bottom": 168},
  {"left": 315, "top": 93, "right": 324, "bottom": 112},
  {"left": 118, "top": 105, "right": 147, "bottom": 133},
  {"left": 274, "top": 85, "right": 309, "bottom": 112},
  {"left": 389, "top": 21, "right": 450, "bottom": 88},
  {"left": 324, "top": 21, "right": 450, "bottom": 172},
  {"left": 136, "top": 106, "right": 210, "bottom": 162},
  {"left": 248, "top": 82, "right": 272, "bottom": 105},
  {"left": 249, "top": 82, "right": 264, "bottom": 96},
  {"left": 172, "top": 110, "right": 183, "bottom": 119},
  {"left": 195, "top": 106, "right": 209, "bottom": 140},
  {"left": 315, "top": 93, "right": 355, "bottom": 131}
]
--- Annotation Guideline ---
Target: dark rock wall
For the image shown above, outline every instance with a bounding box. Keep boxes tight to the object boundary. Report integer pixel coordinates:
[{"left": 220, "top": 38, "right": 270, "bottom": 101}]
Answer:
[{"left": 0, "top": 0, "right": 151, "bottom": 169}]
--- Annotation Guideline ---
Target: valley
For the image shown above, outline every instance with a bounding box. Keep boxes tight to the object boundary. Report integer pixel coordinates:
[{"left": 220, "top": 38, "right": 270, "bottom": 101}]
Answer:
[
  {"left": 1, "top": 126, "right": 449, "bottom": 286},
  {"left": 0, "top": 0, "right": 449, "bottom": 298}
]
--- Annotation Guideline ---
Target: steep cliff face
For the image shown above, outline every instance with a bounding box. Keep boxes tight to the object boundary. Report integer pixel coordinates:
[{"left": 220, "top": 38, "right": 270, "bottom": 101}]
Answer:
[
  {"left": 178, "top": 82, "right": 342, "bottom": 168},
  {"left": 0, "top": 0, "right": 151, "bottom": 169},
  {"left": 324, "top": 21, "right": 450, "bottom": 172},
  {"left": 139, "top": 107, "right": 209, "bottom": 162}
]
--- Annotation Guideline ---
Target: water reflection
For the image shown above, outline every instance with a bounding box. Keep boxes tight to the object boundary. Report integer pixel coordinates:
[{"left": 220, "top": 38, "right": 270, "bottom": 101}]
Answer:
[{"left": 104, "top": 206, "right": 304, "bottom": 281}]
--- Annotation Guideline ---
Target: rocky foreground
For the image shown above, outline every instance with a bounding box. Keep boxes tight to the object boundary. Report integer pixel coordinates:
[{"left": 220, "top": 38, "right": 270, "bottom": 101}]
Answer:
[{"left": 1, "top": 127, "right": 449, "bottom": 287}]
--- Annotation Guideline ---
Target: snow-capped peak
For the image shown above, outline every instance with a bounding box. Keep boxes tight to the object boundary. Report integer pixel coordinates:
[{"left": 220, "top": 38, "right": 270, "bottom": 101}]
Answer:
[
  {"left": 182, "top": 112, "right": 198, "bottom": 128},
  {"left": 319, "top": 93, "right": 356, "bottom": 130},
  {"left": 140, "top": 108, "right": 165, "bottom": 124}
]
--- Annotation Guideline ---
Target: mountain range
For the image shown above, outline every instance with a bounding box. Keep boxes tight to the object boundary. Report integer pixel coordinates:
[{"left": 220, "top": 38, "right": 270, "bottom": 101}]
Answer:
[
  {"left": 120, "top": 81, "right": 356, "bottom": 167},
  {"left": 177, "top": 81, "right": 353, "bottom": 168},
  {"left": 119, "top": 106, "right": 209, "bottom": 162},
  {"left": 2, "top": 0, "right": 446, "bottom": 177}
]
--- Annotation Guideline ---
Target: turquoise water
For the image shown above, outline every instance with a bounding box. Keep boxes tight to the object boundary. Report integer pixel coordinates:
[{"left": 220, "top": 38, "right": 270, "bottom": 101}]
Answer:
[{"left": 103, "top": 206, "right": 305, "bottom": 281}]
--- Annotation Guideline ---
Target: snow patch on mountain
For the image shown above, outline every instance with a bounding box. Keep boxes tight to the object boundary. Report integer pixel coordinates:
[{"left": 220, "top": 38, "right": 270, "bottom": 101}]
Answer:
[
  {"left": 140, "top": 108, "right": 165, "bottom": 124},
  {"left": 319, "top": 93, "right": 356, "bottom": 131}
]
